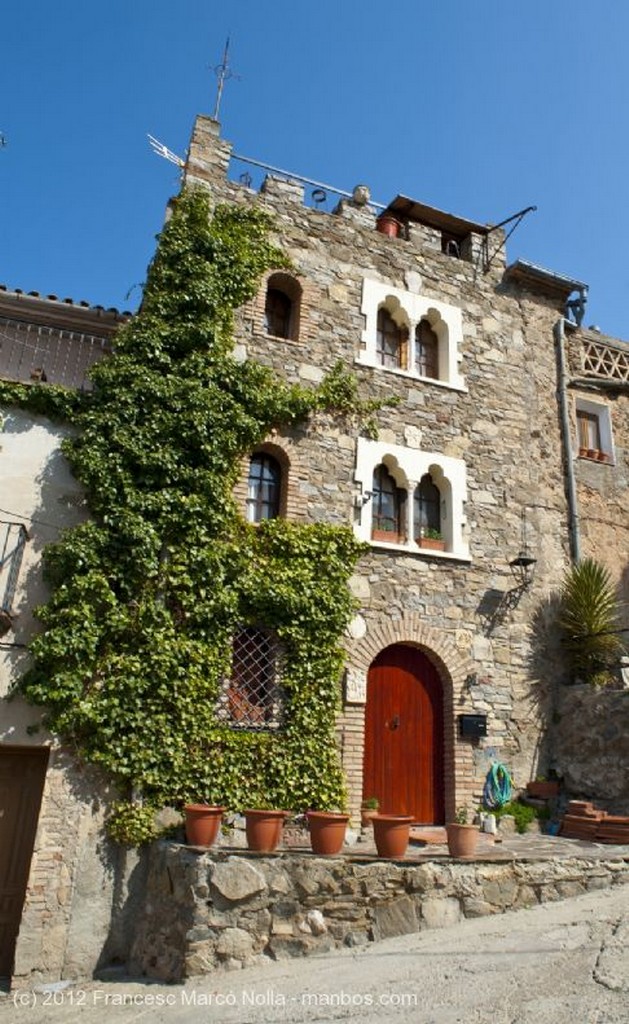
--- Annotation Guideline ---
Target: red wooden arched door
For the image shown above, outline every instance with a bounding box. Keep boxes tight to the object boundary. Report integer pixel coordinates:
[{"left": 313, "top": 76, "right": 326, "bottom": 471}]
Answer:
[{"left": 363, "top": 644, "right": 444, "bottom": 823}]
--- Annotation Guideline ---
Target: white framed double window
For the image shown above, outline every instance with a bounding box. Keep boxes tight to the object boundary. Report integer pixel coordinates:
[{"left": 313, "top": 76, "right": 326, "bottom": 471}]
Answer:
[
  {"left": 354, "top": 438, "right": 470, "bottom": 560},
  {"left": 358, "top": 279, "right": 466, "bottom": 391}
]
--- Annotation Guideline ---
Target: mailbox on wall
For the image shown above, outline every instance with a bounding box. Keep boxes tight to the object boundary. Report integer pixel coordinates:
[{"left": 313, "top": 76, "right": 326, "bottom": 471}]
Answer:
[{"left": 458, "top": 714, "right": 487, "bottom": 739}]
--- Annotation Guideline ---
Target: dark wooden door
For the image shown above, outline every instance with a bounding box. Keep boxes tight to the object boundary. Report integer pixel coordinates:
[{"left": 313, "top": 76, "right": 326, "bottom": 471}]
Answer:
[
  {"left": 363, "top": 644, "right": 444, "bottom": 823},
  {"left": 0, "top": 746, "right": 49, "bottom": 978}
]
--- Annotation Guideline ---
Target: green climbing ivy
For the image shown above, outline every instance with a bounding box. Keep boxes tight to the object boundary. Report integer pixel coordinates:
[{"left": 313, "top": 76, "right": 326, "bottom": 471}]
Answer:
[{"left": 17, "top": 188, "right": 379, "bottom": 842}]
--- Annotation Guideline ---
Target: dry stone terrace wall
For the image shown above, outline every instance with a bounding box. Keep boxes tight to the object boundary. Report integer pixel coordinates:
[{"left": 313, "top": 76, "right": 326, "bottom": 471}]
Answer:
[
  {"left": 129, "top": 842, "right": 629, "bottom": 982},
  {"left": 553, "top": 685, "right": 629, "bottom": 815},
  {"left": 186, "top": 117, "right": 575, "bottom": 801}
]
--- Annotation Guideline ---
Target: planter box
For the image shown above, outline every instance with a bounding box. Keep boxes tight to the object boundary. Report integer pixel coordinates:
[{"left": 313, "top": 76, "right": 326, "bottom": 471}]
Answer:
[
  {"left": 416, "top": 537, "right": 445, "bottom": 551},
  {"left": 371, "top": 529, "right": 401, "bottom": 544}
]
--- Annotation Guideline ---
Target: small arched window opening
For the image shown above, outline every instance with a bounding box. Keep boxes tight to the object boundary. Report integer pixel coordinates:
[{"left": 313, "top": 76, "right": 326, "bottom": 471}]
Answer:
[
  {"left": 217, "top": 627, "right": 283, "bottom": 730},
  {"left": 372, "top": 464, "right": 405, "bottom": 541},
  {"left": 263, "top": 273, "right": 302, "bottom": 340},
  {"left": 376, "top": 308, "right": 407, "bottom": 369},
  {"left": 415, "top": 319, "right": 439, "bottom": 379},
  {"left": 246, "top": 454, "right": 281, "bottom": 523},
  {"left": 264, "top": 288, "right": 292, "bottom": 339},
  {"left": 414, "top": 473, "right": 441, "bottom": 539}
]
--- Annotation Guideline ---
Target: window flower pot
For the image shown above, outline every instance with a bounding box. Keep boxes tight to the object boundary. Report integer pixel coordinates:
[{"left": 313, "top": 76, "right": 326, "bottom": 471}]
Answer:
[
  {"left": 446, "top": 823, "right": 479, "bottom": 858},
  {"left": 578, "top": 447, "right": 588, "bottom": 458},
  {"left": 376, "top": 215, "right": 400, "bottom": 238},
  {"left": 586, "top": 448, "right": 597, "bottom": 459},
  {"left": 244, "top": 809, "right": 287, "bottom": 852},
  {"left": 416, "top": 537, "right": 446, "bottom": 551},
  {"left": 372, "top": 814, "right": 414, "bottom": 859},
  {"left": 596, "top": 450, "right": 609, "bottom": 463},
  {"left": 183, "top": 804, "right": 225, "bottom": 847},
  {"left": 306, "top": 811, "right": 349, "bottom": 855},
  {"left": 372, "top": 529, "right": 401, "bottom": 544}
]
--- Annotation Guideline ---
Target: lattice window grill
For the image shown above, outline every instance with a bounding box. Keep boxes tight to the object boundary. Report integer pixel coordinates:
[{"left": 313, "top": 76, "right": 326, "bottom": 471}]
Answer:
[
  {"left": 582, "top": 340, "right": 629, "bottom": 385},
  {"left": 216, "top": 627, "right": 284, "bottom": 729}
]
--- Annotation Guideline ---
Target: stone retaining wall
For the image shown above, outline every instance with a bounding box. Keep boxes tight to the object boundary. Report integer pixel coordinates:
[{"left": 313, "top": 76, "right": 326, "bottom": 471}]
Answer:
[
  {"left": 554, "top": 685, "right": 629, "bottom": 815},
  {"left": 129, "top": 843, "right": 629, "bottom": 982}
]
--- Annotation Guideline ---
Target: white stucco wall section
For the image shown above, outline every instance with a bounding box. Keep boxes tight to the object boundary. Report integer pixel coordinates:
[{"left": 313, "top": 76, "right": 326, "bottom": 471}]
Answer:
[
  {"left": 0, "top": 407, "right": 85, "bottom": 736},
  {"left": 354, "top": 438, "right": 470, "bottom": 561},
  {"left": 358, "top": 277, "right": 466, "bottom": 391}
]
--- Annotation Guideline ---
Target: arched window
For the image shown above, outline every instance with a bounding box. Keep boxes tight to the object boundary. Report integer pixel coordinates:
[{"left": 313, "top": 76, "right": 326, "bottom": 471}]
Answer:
[
  {"left": 415, "top": 319, "right": 439, "bottom": 379},
  {"left": 376, "top": 308, "right": 406, "bottom": 369},
  {"left": 217, "top": 627, "right": 283, "bottom": 729},
  {"left": 246, "top": 454, "right": 281, "bottom": 523},
  {"left": 263, "top": 273, "right": 302, "bottom": 340},
  {"left": 372, "top": 464, "right": 404, "bottom": 540},
  {"left": 264, "top": 288, "right": 292, "bottom": 339},
  {"left": 414, "top": 474, "right": 441, "bottom": 538}
]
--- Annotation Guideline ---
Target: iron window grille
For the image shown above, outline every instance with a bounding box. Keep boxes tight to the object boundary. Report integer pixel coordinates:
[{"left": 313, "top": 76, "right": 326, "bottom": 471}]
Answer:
[{"left": 216, "top": 627, "right": 284, "bottom": 730}]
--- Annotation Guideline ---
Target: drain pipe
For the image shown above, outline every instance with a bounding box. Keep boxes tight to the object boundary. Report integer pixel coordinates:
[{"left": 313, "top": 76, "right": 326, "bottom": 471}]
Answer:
[{"left": 554, "top": 317, "right": 581, "bottom": 564}]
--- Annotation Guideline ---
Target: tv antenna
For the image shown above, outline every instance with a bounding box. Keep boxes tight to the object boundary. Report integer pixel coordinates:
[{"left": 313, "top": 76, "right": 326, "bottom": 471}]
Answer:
[
  {"left": 212, "top": 37, "right": 239, "bottom": 121},
  {"left": 147, "top": 134, "right": 185, "bottom": 169}
]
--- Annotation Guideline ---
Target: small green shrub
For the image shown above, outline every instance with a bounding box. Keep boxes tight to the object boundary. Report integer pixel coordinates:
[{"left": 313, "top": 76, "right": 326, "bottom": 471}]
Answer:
[
  {"left": 493, "top": 801, "right": 536, "bottom": 834},
  {"left": 106, "top": 802, "right": 160, "bottom": 846}
]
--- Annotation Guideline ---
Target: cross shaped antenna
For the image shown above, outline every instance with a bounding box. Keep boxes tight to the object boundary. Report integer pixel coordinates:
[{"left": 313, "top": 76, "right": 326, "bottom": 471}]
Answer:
[{"left": 212, "top": 37, "right": 240, "bottom": 121}]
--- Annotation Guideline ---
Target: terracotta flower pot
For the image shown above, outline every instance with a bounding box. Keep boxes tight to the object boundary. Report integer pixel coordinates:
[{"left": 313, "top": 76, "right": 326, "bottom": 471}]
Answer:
[
  {"left": 416, "top": 537, "right": 446, "bottom": 551},
  {"left": 360, "top": 808, "right": 379, "bottom": 828},
  {"left": 371, "top": 529, "right": 401, "bottom": 544},
  {"left": 376, "top": 215, "right": 400, "bottom": 238},
  {"left": 306, "top": 811, "right": 349, "bottom": 855},
  {"left": 244, "top": 809, "right": 286, "bottom": 852},
  {"left": 183, "top": 804, "right": 225, "bottom": 847},
  {"left": 446, "top": 823, "right": 479, "bottom": 858},
  {"left": 372, "top": 814, "right": 414, "bottom": 859}
]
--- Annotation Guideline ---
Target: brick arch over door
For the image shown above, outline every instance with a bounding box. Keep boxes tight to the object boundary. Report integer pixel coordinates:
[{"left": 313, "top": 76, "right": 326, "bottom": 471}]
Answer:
[{"left": 344, "top": 612, "right": 475, "bottom": 822}]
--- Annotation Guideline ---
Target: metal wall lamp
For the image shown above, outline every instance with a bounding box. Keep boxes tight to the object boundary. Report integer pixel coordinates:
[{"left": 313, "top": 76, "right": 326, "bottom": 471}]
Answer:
[{"left": 509, "top": 552, "right": 537, "bottom": 588}]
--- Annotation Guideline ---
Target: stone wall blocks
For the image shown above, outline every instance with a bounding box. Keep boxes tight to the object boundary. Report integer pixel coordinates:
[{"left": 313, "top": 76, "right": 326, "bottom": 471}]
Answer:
[
  {"left": 210, "top": 858, "right": 267, "bottom": 903},
  {"left": 461, "top": 897, "right": 494, "bottom": 918},
  {"left": 371, "top": 896, "right": 419, "bottom": 941},
  {"left": 421, "top": 896, "right": 462, "bottom": 929}
]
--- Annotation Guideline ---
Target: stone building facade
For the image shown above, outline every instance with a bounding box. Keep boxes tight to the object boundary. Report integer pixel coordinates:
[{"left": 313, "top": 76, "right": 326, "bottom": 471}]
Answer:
[
  {"left": 1, "top": 114, "right": 627, "bottom": 985},
  {"left": 184, "top": 115, "right": 629, "bottom": 825}
]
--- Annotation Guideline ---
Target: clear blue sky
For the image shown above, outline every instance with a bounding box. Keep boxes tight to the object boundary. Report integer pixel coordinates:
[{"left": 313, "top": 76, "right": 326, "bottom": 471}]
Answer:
[{"left": 2, "top": 1, "right": 628, "bottom": 339}]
